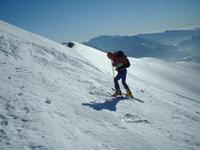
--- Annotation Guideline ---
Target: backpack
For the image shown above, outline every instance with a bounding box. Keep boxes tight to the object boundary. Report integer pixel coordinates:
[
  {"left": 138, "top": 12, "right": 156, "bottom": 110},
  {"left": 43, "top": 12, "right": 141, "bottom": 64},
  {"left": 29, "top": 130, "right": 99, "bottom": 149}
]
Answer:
[
  {"left": 116, "top": 51, "right": 124, "bottom": 57},
  {"left": 116, "top": 51, "right": 130, "bottom": 68}
]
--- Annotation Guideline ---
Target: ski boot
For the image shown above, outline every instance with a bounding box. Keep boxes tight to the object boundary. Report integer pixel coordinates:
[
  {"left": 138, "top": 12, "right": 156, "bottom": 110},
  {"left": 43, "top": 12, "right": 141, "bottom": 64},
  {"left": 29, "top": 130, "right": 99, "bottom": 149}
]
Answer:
[
  {"left": 125, "top": 89, "right": 133, "bottom": 98},
  {"left": 112, "top": 89, "right": 122, "bottom": 97}
]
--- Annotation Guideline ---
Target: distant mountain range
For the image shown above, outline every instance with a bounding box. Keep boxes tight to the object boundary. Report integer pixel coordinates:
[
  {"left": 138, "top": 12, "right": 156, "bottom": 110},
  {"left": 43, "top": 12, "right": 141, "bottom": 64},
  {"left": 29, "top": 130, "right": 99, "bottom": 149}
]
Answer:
[
  {"left": 83, "top": 28, "right": 200, "bottom": 62},
  {"left": 178, "top": 34, "right": 200, "bottom": 51},
  {"left": 138, "top": 28, "right": 200, "bottom": 46}
]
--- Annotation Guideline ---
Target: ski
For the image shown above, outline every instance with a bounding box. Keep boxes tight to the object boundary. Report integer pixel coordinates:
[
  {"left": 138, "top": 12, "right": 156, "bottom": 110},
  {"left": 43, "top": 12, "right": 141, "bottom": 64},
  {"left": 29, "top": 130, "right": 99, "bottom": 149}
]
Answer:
[
  {"left": 113, "top": 95, "right": 144, "bottom": 103},
  {"left": 111, "top": 88, "right": 144, "bottom": 103}
]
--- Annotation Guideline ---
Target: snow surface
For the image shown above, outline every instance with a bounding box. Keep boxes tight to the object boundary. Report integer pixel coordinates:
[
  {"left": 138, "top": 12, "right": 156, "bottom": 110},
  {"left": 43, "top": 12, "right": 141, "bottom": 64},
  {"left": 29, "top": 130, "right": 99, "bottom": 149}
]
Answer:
[{"left": 0, "top": 20, "right": 200, "bottom": 150}]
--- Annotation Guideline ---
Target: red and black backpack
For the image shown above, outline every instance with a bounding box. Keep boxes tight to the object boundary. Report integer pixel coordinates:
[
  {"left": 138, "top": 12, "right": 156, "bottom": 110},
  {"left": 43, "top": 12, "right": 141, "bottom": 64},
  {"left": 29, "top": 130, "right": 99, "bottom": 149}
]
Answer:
[{"left": 113, "top": 51, "right": 130, "bottom": 69}]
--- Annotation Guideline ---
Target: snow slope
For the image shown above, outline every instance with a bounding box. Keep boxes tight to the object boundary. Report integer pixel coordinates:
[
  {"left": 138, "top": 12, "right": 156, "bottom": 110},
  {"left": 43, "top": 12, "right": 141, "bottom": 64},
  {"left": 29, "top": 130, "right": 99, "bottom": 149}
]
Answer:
[{"left": 0, "top": 20, "right": 200, "bottom": 150}]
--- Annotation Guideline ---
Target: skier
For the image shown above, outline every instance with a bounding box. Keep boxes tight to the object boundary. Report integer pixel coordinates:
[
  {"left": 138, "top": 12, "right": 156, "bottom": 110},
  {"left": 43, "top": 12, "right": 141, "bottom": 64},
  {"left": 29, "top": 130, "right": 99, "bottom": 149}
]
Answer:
[{"left": 107, "top": 51, "right": 133, "bottom": 97}]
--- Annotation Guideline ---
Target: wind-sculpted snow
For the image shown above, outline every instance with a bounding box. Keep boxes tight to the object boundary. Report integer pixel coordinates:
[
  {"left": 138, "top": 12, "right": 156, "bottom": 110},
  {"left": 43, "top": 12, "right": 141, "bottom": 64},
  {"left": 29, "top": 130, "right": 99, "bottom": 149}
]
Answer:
[{"left": 0, "top": 20, "right": 200, "bottom": 150}]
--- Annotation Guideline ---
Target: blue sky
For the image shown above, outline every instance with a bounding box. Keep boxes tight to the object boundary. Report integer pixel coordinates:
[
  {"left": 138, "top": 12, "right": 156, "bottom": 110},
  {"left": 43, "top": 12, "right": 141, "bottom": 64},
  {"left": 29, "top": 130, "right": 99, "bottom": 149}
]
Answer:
[{"left": 0, "top": 0, "right": 200, "bottom": 42}]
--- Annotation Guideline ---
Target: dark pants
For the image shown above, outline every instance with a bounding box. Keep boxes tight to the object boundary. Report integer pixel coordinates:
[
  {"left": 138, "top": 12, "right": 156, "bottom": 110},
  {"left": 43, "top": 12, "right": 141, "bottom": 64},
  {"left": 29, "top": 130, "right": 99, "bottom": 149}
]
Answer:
[{"left": 114, "top": 69, "right": 129, "bottom": 90}]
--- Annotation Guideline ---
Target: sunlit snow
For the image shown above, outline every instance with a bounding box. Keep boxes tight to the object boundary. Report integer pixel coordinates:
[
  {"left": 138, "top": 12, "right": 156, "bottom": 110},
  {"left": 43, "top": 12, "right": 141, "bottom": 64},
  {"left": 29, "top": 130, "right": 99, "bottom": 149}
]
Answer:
[{"left": 0, "top": 20, "right": 200, "bottom": 150}]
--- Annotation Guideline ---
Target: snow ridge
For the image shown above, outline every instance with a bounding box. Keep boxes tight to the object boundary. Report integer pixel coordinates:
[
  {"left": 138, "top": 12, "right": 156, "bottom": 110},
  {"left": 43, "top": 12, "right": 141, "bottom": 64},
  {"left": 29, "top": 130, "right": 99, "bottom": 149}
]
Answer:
[{"left": 0, "top": 20, "right": 200, "bottom": 150}]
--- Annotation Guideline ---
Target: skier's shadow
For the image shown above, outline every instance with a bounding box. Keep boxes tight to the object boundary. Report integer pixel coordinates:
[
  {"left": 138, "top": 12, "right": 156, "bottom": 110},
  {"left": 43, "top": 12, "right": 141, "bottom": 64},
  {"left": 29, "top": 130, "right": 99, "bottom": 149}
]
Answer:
[{"left": 82, "top": 97, "right": 127, "bottom": 111}]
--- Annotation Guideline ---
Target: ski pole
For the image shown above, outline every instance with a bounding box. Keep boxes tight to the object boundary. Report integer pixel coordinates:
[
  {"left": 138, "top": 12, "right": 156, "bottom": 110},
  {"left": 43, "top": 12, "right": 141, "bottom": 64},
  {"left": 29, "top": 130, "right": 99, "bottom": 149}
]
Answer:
[
  {"left": 112, "top": 65, "right": 115, "bottom": 80},
  {"left": 111, "top": 61, "right": 115, "bottom": 81}
]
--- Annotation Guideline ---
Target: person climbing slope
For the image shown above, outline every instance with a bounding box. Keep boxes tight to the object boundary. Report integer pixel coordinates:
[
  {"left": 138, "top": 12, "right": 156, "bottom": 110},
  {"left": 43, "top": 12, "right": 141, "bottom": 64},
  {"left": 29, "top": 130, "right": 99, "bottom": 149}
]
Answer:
[{"left": 107, "top": 51, "right": 133, "bottom": 97}]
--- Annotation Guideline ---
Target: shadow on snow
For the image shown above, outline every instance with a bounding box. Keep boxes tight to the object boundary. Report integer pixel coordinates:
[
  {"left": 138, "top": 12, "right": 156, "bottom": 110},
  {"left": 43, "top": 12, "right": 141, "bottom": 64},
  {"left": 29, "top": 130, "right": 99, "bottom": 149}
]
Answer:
[{"left": 82, "top": 97, "right": 127, "bottom": 111}]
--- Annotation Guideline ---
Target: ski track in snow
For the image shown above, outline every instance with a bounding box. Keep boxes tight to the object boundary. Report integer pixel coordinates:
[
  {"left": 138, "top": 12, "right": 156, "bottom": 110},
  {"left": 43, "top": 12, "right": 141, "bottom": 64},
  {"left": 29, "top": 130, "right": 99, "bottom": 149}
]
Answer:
[{"left": 0, "top": 20, "right": 200, "bottom": 150}]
